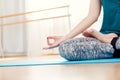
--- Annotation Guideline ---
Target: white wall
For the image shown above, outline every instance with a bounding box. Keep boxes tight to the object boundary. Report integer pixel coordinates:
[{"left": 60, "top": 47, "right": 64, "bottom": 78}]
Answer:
[
  {"left": 25, "top": 0, "right": 103, "bottom": 56},
  {"left": 68, "top": 0, "right": 103, "bottom": 32},
  {"left": 0, "top": 0, "right": 26, "bottom": 56}
]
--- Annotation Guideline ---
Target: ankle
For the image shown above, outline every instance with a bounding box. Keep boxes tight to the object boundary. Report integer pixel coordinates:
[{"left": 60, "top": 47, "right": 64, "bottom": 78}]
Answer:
[{"left": 103, "top": 33, "right": 118, "bottom": 43}]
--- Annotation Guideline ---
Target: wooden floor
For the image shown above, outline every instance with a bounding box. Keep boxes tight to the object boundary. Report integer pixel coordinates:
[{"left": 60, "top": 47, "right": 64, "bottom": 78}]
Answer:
[{"left": 0, "top": 55, "right": 120, "bottom": 80}]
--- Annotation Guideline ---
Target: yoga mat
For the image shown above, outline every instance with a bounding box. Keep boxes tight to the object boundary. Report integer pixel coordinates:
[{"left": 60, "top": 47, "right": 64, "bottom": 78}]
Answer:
[{"left": 0, "top": 58, "right": 120, "bottom": 67}]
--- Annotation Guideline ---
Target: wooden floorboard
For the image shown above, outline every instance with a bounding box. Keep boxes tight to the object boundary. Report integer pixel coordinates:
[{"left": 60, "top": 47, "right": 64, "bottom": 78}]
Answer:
[{"left": 0, "top": 55, "right": 120, "bottom": 80}]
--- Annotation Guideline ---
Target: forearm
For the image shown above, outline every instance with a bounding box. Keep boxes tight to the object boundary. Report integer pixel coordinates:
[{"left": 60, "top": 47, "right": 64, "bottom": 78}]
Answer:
[
  {"left": 62, "top": 16, "right": 97, "bottom": 40},
  {"left": 61, "top": 0, "right": 101, "bottom": 41}
]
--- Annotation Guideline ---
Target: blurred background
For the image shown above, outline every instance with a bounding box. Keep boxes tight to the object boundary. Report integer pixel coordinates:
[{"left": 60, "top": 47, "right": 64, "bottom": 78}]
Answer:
[{"left": 0, "top": 0, "right": 103, "bottom": 57}]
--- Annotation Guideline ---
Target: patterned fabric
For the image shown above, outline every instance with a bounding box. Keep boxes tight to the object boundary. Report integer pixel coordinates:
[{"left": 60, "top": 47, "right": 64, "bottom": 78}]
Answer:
[
  {"left": 116, "top": 37, "right": 120, "bottom": 50},
  {"left": 59, "top": 37, "right": 114, "bottom": 61}
]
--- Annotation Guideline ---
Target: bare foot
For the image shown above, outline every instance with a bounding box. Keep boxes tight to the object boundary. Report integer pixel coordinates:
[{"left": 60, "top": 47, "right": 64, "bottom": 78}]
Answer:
[
  {"left": 83, "top": 29, "right": 118, "bottom": 43},
  {"left": 83, "top": 30, "right": 94, "bottom": 37}
]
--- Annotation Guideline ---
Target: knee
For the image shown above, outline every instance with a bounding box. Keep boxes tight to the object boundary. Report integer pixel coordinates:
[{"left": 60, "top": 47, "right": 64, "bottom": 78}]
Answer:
[
  {"left": 58, "top": 40, "right": 85, "bottom": 61},
  {"left": 58, "top": 41, "right": 73, "bottom": 60},
  {"left": 58, "top": 41, "right": 114, "bottom": 61}
]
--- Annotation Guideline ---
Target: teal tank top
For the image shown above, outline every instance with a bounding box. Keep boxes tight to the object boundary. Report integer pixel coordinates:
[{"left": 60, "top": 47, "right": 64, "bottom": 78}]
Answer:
[{"left": 100, "top": 0, "right": 120, "bottom": 35}]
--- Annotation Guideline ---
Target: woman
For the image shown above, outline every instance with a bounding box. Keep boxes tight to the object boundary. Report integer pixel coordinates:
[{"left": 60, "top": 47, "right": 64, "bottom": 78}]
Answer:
[{"left": 44, "top": 0, "right": 120, "bottom": 61}]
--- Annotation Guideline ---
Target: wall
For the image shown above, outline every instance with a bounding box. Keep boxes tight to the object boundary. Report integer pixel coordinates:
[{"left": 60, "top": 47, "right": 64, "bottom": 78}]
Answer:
[{"left": 0, "top": 0, "right": 26, "bottom": 56}]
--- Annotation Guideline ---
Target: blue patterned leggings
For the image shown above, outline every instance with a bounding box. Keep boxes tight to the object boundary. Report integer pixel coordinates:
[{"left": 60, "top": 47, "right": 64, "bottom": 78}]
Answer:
[{"left": 58, "top": 37, "right": 120, "bottom": 61}]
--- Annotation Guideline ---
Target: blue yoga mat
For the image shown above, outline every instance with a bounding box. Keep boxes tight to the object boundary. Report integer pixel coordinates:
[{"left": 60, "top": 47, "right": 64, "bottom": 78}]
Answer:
[{"left": 0, "top": 58, "right": 120, "bottom": 67}]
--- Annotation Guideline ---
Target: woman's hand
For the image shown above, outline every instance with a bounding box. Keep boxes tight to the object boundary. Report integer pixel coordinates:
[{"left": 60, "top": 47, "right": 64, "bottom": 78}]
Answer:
[{"left": 43, "top": 36, "right": 63, "bottom": 49}]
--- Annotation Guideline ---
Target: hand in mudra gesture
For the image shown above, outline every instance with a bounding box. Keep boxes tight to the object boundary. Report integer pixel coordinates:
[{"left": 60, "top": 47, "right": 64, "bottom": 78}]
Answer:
[{"left": 43, "top": 36, "right": 63, "bottom": 49}]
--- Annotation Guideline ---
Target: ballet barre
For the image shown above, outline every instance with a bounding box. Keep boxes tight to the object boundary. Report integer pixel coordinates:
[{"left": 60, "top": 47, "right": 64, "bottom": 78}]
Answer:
[
  {"left": 0, "top": 15, "right": 70, "bottom": 26},
  {"left": 0, "top": 5, "right": 70, "bottom": 27},
  {"left": 0, "top": 5, "right": 69, "bottom": 18}
]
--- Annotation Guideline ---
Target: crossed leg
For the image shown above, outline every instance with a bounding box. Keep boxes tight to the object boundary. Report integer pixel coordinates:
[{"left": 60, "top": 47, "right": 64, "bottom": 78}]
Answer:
[
  {"left": 82, "top": 29, "right": 118, "bottom": 43},
  {"left": 58, "top": 29, "right": 119, "bottom": 61},
  {"left": 83, "top": 29, "right": 120, "bottom": 50},
  {"left": 59, "top": 37, "right": 114, "bottom": 61}
]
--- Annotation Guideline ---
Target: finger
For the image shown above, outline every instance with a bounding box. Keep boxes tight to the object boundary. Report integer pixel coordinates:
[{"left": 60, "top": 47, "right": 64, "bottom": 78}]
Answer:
[
  {"left": 47, "top": 38, "right": 51, "bottom": 45},
  {"left": 43, "top": 44, "right": 59, "bottom": 50},
  {"left": 47, "top": 36, "right": 62, "bottom": 39},
  {"left": 43, "top": 47, "right": 50, "bottom": 50},
  {"left": 47, "top": 38, "right": 55, "bottom": 45},
  {"left": 43, "top": 46, "right": 55, "bottom": 49},
  {"left": 47, "top": 36, "right": 56, "bottom": 39}
]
